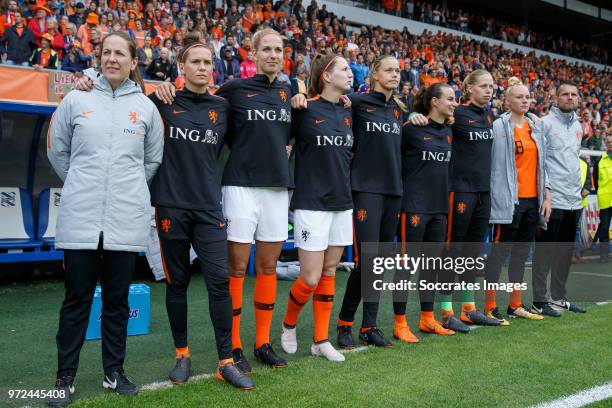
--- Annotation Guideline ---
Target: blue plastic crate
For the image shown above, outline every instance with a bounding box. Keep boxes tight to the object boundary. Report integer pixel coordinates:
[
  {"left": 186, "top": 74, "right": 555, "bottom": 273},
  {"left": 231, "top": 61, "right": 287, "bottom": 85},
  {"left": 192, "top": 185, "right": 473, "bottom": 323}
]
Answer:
[{"left": 85, "top": 283, "right": 151, "bottom": 340}]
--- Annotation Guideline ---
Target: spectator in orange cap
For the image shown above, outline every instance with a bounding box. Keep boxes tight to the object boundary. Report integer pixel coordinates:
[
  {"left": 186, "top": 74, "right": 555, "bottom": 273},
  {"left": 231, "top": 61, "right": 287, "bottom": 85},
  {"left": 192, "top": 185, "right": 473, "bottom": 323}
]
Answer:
[
  {"left": 28, "top": 5, "right": 50, "bottom": 46},
  {"left": 77, "top": 13, "right": 99, "bottom": 54},
  {"left": 283, "top": 46, "right": 294, "bottom": 76},
  {"left": 30, "top": 32, "right": 59, "bottom": 69}
]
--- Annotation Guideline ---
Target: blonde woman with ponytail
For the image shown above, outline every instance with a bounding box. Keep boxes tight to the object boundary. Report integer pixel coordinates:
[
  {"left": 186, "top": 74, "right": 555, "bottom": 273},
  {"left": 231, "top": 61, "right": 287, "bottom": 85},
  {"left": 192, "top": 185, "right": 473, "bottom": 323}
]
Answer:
[
  {"left": 336, "top": 55, "right": 418, "bottom": 350},
  {"left": 484, "top": 77, "right": 551, "bottom": 322}
]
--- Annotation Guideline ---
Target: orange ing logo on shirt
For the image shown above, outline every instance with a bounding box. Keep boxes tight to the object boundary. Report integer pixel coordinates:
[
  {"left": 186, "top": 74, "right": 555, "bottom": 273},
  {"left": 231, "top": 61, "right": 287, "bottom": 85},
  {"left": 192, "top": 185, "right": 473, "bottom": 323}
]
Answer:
[
  {"left": 161, "top": 218, "right": 171, "bottom": 233},
  {"left": 487, "top": 115, "right": 492, "bottom": 125},
  {"left": 279, "top": 90, "right": 287, "bottom": 102},
  {"left": 357, "top": 209, "right": 367, "bottom": 222},
  {"left": 394, "top": 109, "right": 400, "bottom": 119},
  {"left": 129, "top": 111, "right": 139, "bottom": 124},
  {"left": 447, "top": 135, "right": 453, "bottom": 144},
  {"left": 410, "top": 214, "right": 420, "bottom": 227},
  {"left": 344, "top": 116, "right": 351, "bottom": 128},
  {"left": 209, "top": 110, "right": 218, "bottom": 124},
  {"left": 457, "top": 202, "right": 467, "bottom": 214}
]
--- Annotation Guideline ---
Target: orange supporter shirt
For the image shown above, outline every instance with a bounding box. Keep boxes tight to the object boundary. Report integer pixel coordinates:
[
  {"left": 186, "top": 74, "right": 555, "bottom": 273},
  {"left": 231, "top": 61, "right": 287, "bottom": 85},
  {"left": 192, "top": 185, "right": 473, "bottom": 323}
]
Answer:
[
  {"left": 514, "top": 121, "right": 538, "bottom": 198},
  {"left": 39, "top": 49, "right": 51, "bottom": 67}
]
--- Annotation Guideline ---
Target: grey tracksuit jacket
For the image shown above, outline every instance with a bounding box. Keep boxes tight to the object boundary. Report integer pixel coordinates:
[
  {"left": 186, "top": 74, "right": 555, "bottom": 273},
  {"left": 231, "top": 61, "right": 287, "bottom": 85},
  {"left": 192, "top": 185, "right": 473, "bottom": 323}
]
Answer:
[
  {"left": 47, "top": 73, "right": 164, "bottom": 252},
  {"left": 489, "top": 112, "right": 549, "bottom": 227}
]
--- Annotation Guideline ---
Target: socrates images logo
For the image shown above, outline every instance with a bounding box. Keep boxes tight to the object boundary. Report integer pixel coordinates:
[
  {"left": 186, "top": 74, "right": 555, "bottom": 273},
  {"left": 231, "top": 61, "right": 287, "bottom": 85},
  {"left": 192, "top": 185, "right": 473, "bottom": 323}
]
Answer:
[
  {"left": 1, "top": 192, "right": 16, "bottom": 207},
  {"left": 410, "top": 214, "right": 421, "bottom": 227}
]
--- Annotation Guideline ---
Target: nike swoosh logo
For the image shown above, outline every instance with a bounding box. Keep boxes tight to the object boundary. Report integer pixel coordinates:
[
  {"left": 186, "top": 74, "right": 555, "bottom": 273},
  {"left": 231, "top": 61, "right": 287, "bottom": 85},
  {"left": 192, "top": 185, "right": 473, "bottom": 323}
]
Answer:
[
  {"left": 173, "top": 109, "right": 186, "bottom": 115},
  {"left": 468, "top": 119, "right": 476, "bottom": 124},
  {"left": 247, "top": 93, "right": 258, "bottom": 97},
  {"left": 315, "top": 119, "right": 325, "bottom": 124},
  {"left": 106, "top": 377, "right": 117, "bottom": 389},
  {"left": 219, "top": 223, "right": 226, "bottom": 228},
  {"left": 424, "top": 137, "right": 432, "bottom": 140},
  {"left": 366, "top": 108, "right": 375, "bottom": 112},
  {"left": 80, "top": 110, "right": 94, "bottom": 116}
]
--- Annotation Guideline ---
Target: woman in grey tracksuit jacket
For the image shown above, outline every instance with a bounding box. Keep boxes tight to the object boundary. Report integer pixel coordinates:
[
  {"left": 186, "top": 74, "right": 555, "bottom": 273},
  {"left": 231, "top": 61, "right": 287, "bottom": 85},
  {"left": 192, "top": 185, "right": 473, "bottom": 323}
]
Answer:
[
  {"left": 483, "top": 78, "right": 551, "bottom": 322},
  {"left": 46, "top": 31, "right": 163, "bottom": 401}
]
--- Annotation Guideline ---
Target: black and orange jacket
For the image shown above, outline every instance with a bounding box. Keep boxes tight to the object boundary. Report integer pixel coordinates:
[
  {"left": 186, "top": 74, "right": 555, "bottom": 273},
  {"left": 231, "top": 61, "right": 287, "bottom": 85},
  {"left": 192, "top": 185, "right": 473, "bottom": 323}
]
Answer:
[
  {"left": 290, "top": 96, "right": 354, "bottom": 211},
  {"left": 448, "top": 102, "right": 495, "bottom": 193},
  {"left": 349, "top": 91, "right": 404, "bottom": 197},
  {"left": 215, "top": 73, "right": 293, "bottom": 188},
  {"left": 149, "top": 89, "right": 229, "bottom": 211},
  {"left": 401, "top": 120, "right": 453, "bottom": 213}
]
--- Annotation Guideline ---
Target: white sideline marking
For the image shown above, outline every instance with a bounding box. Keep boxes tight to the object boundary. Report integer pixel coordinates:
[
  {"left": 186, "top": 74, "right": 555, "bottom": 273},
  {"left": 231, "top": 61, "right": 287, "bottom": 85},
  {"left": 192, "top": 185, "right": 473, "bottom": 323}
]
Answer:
[
  {"left": 572, "top": 272, "right": 612, "bottom": 278},
  {"left": 530, "top": 381, "right": 612, "bottom": 408},
  {"left": 339, "top": 345, "right": 369, "bottom": 354},
  {"left": 140, "top": 346, "right": 370, "bottom": 391},
  {"left": 141, "top": 373, "right": 214, "bottom": 391},
  {"left": 595, "top": 301, "right": 612, "bottom": 306}
]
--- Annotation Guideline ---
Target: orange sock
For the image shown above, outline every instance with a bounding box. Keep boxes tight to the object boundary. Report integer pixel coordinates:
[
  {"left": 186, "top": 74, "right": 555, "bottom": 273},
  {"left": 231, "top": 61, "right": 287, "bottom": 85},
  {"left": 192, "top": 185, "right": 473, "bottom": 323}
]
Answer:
[
  {"left": 284, "top": 278, "right": 314, "bottom": 327},
  {"left": 254, "top": 273, "right": 277, "bottom": 348},
  {"left": 337, "top": 319, "right": 353, "bottom": 327},
  {"left": 509, "top": 289, "right": 522, "bottom": 309},
  {"left": 229, "top": 276, "right": 244, "bottom": 350},
  {"left": 175, "top": 346, "right": 190, "bottom": 359},
  {"left": 313, "top": 275, "right": 335, "bottom": 343},
  {"left": 461, "top": 303, "right": 476, "bottom": 313},
  {"left": 441, "top": 309, "right": 454, "bottom": 318},
  {"left": 420, "top": 311, "right": 434, "bottom": 322},
  {"left": 485, "top": 289, "right": 497, "bottom": 313},
  {"left": 394, "top": 314, "right": 407, "bottom": 326}
]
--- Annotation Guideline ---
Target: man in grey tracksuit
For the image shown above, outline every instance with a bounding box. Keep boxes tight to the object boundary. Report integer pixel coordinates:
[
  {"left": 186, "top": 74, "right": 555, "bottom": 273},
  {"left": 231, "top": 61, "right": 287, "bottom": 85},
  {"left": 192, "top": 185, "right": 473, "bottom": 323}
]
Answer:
[{"left": 531, "top": 83, "right": 588, "bottom": 316}]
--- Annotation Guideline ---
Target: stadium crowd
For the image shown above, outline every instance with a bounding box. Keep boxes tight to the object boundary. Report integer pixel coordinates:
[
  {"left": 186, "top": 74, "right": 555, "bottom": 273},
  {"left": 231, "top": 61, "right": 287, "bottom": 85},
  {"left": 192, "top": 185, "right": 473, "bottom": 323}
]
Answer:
[
  {"left": 0, "top": 0, "right": 610, "bottom": 147},
  {"left": 378, "top": 0, "right": 608, "bottom": 64}
]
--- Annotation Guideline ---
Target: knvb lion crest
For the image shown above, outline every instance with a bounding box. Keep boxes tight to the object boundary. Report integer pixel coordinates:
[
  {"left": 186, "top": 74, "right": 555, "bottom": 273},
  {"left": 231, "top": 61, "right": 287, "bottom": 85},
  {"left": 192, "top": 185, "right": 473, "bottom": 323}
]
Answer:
[
  {"left": 410, "top": 214, "right": 420, "bottom": 227},
  {"left": 279, "top": 90, "right": 288, "bottom": 102},
  {"left": 394, "top": 109, "right": 400, "bottom": 119},
  {"left": 301, "top": 229, "right": 310, "bottom": 242},
  {"left": 344, "top": 116, "right": 351, "bottom": 129},
  {"left": 457, "top": 202, "right": 467, "bottom": 214},
  {"left": 161, "top": 218, "right": 171, "bottom": 233},
  {"left": 129, "top": 111, "right": 139, "bottom": 124},
  {"left": 357, "top": 209, "right": 367, "bottom": 222},
  {"left": 209, "top": 110, "right": 218, "bottom": 124}
]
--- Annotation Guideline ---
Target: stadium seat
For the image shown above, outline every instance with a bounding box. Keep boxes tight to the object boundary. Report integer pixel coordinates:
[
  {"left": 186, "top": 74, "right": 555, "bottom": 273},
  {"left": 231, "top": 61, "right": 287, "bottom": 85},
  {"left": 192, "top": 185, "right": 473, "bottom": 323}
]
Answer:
[
  {"left": 37, "top": 187, "right": 62, "bottom": 248},
  {"left": 0, "top": 187, "right": 41, "bottom": 250}
]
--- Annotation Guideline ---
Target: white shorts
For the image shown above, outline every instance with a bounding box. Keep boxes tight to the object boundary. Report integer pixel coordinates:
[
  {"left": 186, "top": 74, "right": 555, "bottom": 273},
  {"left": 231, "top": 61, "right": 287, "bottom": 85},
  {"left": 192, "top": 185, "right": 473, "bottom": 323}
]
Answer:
[
  {"left": 222, "top": 186, "right": 289, "bottom": 243},
  {"left": 294, "top": 209, "right": 353, "bottom": 251}
]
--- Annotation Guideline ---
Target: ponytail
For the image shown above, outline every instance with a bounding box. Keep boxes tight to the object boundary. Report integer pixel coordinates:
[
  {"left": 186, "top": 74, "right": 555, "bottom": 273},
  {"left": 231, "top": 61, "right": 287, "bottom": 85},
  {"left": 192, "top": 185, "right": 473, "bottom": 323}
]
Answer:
[{"left": 413, "top": 83, "right": 453, "bottom": 115}]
